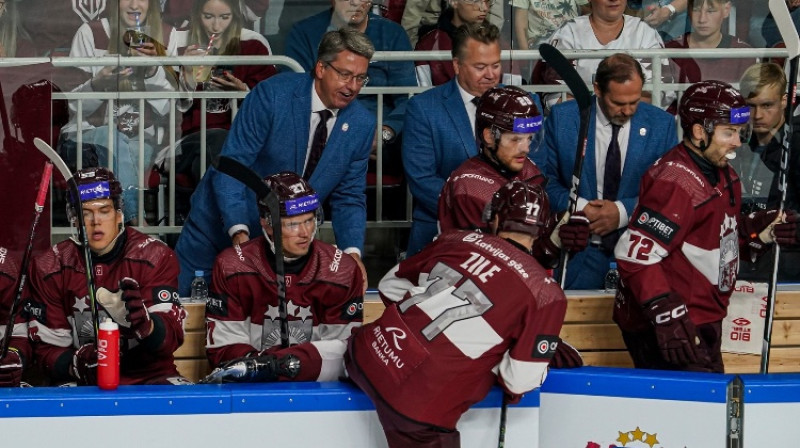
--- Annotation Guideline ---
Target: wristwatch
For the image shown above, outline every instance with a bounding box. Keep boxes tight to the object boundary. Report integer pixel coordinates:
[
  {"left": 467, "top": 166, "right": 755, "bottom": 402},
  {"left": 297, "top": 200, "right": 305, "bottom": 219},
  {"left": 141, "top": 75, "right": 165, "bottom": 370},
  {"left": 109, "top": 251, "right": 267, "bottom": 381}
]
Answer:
[
  {"left": 664, "top": 3, "right": 677, "bottom": 18},
  {"left": 382, "top": 127, "right": 396, "bottom": 143}
]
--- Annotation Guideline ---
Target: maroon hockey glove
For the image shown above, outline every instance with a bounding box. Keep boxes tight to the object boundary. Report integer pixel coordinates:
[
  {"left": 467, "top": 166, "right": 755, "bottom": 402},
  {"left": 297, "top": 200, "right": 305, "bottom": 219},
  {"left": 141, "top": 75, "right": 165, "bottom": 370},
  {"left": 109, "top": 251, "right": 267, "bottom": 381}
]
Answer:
[
  {"left": 558, "top": 211, "right": 591, "bottom": 253},
  {"left": 642, "top": 293, "right": 702, "bottom": 366},
  {"left": 71, "top": 343, "right": 98, "bottom": 386},
  {"left": 0, "top": 348, "right": 23, "bottom": 387},
  {"left": 120, "top": 277, "right": 153, "bottom": 340},
  {"left": 773, "top": 210, "right": 800, "bottom": 246},
  {"left": 741, "top": 209, "right": 781, "bottom": 255},
  {"left": 549, "top": 338, "right": 584, "bottom": 369}
]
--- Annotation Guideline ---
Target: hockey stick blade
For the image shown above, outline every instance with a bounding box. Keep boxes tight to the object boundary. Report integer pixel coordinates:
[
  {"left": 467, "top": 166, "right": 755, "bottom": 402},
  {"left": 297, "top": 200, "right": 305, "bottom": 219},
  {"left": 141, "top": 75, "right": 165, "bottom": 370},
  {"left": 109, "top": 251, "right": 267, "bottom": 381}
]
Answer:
[
  {"left": 213, "top": 156, "right": 290, "bottom": 348},
  {"left": 538, "top": 43, "right": 592, "bottom": 110},
  {"left": 34, "top": 138, "right": 73, "bottom": 185}
]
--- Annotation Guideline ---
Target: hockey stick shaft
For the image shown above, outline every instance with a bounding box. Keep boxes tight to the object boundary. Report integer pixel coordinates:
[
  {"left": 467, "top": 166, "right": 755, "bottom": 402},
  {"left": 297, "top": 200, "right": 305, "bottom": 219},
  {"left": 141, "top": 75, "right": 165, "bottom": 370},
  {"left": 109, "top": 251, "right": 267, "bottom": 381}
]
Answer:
[
  {"left": 762, "top": 0, "right": 800, "bottom": 374},
  {"left": 497, "top": 396, "right": 508, "bottom": 448},
  {"left": 538, "top": 44, "right": 593, "bottom": 288},
  {"left": 0, "top": 162, "right": 53, "bottom": 360},
  {"left": 215, "top": 156, "right": 290, "bottom": 348},
  {"left": 33, "top": 138, "right": 101, "bottom": 345}
]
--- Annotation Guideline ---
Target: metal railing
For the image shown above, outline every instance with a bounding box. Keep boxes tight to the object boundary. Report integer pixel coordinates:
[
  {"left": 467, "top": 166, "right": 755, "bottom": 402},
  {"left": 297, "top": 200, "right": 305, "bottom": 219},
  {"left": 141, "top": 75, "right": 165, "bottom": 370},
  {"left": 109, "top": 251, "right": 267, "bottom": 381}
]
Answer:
[{"left": 1, "top": 47, "right": 788, "bottom": 237}]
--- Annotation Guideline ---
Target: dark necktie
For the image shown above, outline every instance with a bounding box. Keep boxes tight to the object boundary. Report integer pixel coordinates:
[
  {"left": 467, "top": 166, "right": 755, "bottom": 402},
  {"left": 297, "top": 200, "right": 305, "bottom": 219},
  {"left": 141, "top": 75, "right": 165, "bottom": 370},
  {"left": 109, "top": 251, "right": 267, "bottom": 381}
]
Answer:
[
  {"left": 471, "top": 96, "right": 480, "bottom": 107},
  {"left": 304, "top": 109, "right": 332, "bottom": 180},
  {"left": 604, "top": 124, "right": 622, "bottom": 201},
  {"left": 601, "top": 123, "right": 622, "bottom": 253}
]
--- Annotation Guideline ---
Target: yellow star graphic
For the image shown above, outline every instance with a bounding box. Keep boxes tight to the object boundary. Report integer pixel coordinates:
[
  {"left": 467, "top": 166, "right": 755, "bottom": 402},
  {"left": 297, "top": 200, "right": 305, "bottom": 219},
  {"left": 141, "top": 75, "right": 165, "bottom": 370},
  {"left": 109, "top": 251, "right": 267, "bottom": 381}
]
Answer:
[
  {"left": 644, "top": 432, "right": 660, "bottom": 448},
  {"left": 631, "top": 427, "right": 645, "bottom": 442},
  {"left": 616, "top": 431, "right": 632, "bottom": 446}
]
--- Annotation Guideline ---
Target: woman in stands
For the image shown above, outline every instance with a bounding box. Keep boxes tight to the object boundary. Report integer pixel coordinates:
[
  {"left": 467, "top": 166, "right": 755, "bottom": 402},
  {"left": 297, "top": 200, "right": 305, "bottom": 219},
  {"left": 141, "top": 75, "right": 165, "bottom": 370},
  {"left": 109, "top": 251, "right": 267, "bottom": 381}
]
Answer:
[
  {"left": 172, "top": 0, "right": 276, "bottom": 195},
  {"left": 59, "top": 0, "right": 181, "bottom": 226},
  {"left": 0, "top": 0, "right": 35, "bottom": 57}
]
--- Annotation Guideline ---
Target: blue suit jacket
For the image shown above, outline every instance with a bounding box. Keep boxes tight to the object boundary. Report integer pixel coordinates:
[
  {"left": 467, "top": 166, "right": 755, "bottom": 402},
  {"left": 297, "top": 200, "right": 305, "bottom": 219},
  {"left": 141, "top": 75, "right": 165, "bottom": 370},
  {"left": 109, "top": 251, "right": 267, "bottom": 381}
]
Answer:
[
  {"left": 176, "top": 73, "right": 375, "bottom": 292},
  {"left": 285, "top": 10, "right": 416, "bottom": 133},
  {"left": 402, "top": 78, "right": 478, "bottom": 255},
  {"left": 536, "top": 98, "right": 678, "bottom": 288}
]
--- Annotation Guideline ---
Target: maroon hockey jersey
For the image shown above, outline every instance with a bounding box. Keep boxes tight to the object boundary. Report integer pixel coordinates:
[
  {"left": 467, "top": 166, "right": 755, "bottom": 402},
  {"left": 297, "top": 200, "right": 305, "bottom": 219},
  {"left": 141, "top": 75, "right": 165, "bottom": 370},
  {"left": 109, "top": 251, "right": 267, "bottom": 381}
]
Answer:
[
  {"left": 348, "top": 230, "right": 566, "bottom": 429},
  {"left": 28, "top": 228, "right": 185, "bottom": 384},
  {"left": 0, "top": 248, "right": 32, "bottom": 366},
  {"left": 615, "top": 144, "right": 742, "bottom": 329},
  {"left": 206, "top": 237, "right": 364, "bottom": 381}
]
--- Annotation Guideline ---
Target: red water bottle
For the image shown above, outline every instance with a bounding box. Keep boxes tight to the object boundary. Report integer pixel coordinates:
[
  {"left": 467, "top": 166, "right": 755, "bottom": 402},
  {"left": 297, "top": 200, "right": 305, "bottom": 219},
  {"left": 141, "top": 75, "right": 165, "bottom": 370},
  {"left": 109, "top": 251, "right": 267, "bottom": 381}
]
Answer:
[{"left": 97, "top": 318, "right": 120, "bottom": 390}]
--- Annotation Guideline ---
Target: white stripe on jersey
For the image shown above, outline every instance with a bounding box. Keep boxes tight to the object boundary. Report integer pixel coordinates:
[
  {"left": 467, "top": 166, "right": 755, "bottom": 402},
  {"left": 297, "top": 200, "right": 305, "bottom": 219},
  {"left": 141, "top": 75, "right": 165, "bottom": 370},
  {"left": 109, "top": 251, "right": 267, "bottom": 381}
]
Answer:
[
  {"left": 205, "top": 317, "right": 252, "bottom": 349},
  {"left": 379, "top": 265, "right": 421, "bottom": 303},
  {"left": 310, "top": 339, "right": 347, "bottom": 381},
  {"left": 495, "top": 350, "right": 549, "bottom": 395},
  {"left": 28, "top": 322, "right": 72, "bottom": 348},
  {"left": 614, "top": 229, "right": 669, "bottom": 266},
  {"left": 681, "top": 242, "right": 721, "bottom": 286},
  {"left": 315, "top": 322, "right": 360, "bottom": 342}
]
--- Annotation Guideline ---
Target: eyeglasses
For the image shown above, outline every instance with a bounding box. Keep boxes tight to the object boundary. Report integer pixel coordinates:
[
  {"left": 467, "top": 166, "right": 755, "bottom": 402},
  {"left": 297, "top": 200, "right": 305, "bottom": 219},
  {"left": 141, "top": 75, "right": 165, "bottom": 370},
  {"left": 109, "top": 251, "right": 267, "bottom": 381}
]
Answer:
[
  {"left": 459, "top": 0, "right": 495, "bottom": 8},
  {"left": 324, "top": 62, "right": 369, "bottom": 87},
  {"left": 282, "top": 216, "right": 317, "bottom": 236}
]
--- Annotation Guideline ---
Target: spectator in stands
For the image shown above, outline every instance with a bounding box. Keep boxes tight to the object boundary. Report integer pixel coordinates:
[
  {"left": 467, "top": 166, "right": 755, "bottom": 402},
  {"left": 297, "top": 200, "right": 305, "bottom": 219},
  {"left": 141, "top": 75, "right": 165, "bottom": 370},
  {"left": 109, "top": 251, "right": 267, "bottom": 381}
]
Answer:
[
  {"left": 285, "top": 0, "right": 416, "bottom": 180},
  {"left": 614, "top": 80, "right": 800, "bottom": 373},
  {"left": 401, "top": 0, "right": 503, "bottom": 46},
  {"left": 639, "top": 0, "right": 688, "bottom": 42},
  {"left": 28, "top": 168, "right": 189, "bottom": 386},
  {"left": 735, "top": 62, "right": 800, "bottom": 282},
  {"left": 539, "top": 0, "right": 672, "bottom": 108},
  {"left": 438, "top": 85, "right": 591, "bottom": 267},
  {"left": 58, "top": 0, "right": 181, "bottom": 226},
  {"left": 204, "top": 172, "right": 363, "bottom": 383},
  {"left": 403, "top": 22, "right": 542, "bottom": 256},
  {"left": 0, "top": 0, "right": 34, "bottom": 57},
  {"left": 162, "top": 0, "right": 269, "bottom": 29},
  {"left": 512, "top": 0, "right": 588, "bottom": 51},
  {"left": 665, "top": 0, "right": 754, "bottom": 88},
  {"left": 170, "top": 0, "right": 277, "bottom": 203},
  {"left": 0, "top": 249, "right": 31, "bottom": 388},
  {"left": 415, "top": 1, "right": 521, "bottom": 87},
  {"left": 537, "top": 53, "right": 677, "bottom": 289},
  {"left": 174, "top": 29, "right": 375, "bottom": 298},
  {"left": 762, "top": 0, "right": 800, "bottom": 48}
]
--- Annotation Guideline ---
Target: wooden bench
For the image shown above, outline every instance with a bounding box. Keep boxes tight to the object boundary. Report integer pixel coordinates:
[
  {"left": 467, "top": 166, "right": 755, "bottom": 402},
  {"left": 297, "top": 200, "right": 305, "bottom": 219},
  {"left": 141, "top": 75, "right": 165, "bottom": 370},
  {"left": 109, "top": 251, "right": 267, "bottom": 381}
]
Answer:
[{"left": 175, "top": 290, "right": 800, "bottom": 382}]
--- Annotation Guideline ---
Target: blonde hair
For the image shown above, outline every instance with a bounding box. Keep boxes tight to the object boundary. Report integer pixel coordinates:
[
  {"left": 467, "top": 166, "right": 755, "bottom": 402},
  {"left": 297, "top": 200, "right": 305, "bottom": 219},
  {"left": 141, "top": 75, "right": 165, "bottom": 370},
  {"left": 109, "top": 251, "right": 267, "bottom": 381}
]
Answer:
[{"left": 188, "top": 0, "right": 244, "bottom": 56}]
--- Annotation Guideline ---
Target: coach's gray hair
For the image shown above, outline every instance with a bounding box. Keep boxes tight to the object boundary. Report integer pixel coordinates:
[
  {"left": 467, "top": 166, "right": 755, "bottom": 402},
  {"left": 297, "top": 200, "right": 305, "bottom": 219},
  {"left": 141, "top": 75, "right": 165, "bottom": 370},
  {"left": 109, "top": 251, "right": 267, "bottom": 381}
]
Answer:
[{"left": 317, "top": 28, "right": 375, "bottom": 66}]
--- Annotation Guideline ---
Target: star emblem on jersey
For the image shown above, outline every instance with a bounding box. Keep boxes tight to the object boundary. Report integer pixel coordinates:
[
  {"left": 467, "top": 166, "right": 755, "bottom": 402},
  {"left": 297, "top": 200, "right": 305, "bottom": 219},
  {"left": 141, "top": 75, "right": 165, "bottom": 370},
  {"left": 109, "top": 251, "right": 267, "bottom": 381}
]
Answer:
[
  {"left": 265, "top": 301, "right": 312, "bottom": 322},
  {"left": 73, "top": 296, "right": 90, "bottom": 314}
]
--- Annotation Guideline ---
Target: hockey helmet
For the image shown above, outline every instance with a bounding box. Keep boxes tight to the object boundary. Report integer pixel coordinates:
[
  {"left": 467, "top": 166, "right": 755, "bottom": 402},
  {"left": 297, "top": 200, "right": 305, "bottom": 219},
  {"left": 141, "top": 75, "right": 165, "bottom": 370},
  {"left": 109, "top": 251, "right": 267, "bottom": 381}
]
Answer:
[
  {"left": 487, "top": 180, "right": 552, "bottom": 238},
  {"left": 679, "top": 80, "right": 751, "bottom": 141},
  {"left": 69, "top": 167, "right": 124, "bottom": 213},
  {"left": 476, "top": 86, "right": 543, "bottom": 137},
  {"left": 258, "top": 171, "right": 322, "bottom": 222}
]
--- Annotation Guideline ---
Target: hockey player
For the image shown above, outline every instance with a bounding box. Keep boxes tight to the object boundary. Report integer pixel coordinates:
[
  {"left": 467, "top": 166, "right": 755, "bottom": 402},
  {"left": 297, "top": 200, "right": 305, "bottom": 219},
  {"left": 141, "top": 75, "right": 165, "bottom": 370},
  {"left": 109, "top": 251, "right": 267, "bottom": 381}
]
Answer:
[
  {"left": 28, "top": 168, "right": 188, "bottom": 386},
  {"left": 438, "top": 85, "right": 591, "bottom": 268},
  {"left": 204, "top": 172, "right": 364, "bottom": 383},
  {"left": 614, "top": 80, "right": 800, "bottom": 372},
  {"left": 0, "top": 251, "right": 32, "bottom": 387},
  {"left": 346, "top": 180, "right": 572, "bottom": 448}
]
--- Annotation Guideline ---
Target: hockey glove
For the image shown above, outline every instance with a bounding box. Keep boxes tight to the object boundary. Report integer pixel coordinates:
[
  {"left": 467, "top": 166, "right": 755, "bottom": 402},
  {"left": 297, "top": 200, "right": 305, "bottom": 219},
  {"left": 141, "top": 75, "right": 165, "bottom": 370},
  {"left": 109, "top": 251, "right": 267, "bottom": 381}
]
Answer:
[
  {"left": 549, "top": 338, "right": 584, "bottom": 369},
  {"left": 97, "top": 278, "right": 152, "bottom": 340},
  {"left": 0, "top": 347, "right": 23, "bottom": 387},
  {"left": 642, "top": 293, "right": 701, "bottom": 366},
  {"left": 773, "top": 210, "right": 800, "bottom": 246},
  {"left": 556, "top": 211, "right": 591, "bottom": 253},
  {"left": 71, "top": 343, "right": 98, "bottom": 386},
  {"left": 741, "top": 209, "right": 782, "bottom": 254},
  {"left": 199, "top": 354, "right": 301, "bottom": 384}
]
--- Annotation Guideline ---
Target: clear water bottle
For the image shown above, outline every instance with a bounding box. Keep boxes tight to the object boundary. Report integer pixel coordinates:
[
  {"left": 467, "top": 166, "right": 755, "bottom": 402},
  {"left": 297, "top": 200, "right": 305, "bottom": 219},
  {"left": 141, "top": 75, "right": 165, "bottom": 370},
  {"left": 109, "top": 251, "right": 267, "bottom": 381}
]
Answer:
[
  {"left": 190, "top": 270, "right": 209, "bottom": 303},
  {"left": 604, "top": 262, "right": 620, "bottom": 293}
]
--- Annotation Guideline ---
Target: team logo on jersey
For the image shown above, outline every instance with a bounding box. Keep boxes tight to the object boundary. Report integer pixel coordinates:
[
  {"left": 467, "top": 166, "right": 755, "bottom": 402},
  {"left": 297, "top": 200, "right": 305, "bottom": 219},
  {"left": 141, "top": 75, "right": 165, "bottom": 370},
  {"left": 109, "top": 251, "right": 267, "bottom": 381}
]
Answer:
[
  {"left": 633, "top": 206, "right": 678, "bottom": 244},
  {"left": 462, "top": 232, "right": 483, "bottom": 243},
  {"left": 95, "top": 266, "right": 103, "bottom": 276},
  {"left": 72, "top": 0, "right": 107, "bottom": 24},
  {"left": 340, "top": 297, "right": 363, "bottom": 320},
  {"left": 532, "top": 335, "right": 559, "bottom": 358},
  {"left": 154, "top": 286, "right": 178, "bottom": 303}
]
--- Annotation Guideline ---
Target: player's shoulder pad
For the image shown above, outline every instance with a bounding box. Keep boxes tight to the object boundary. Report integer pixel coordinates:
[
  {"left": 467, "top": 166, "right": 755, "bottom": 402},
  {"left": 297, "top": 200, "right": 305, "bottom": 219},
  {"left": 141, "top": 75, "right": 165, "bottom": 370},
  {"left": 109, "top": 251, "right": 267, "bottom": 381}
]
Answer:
[
  {"left": 125, "top": 229, "right": 175, "bottom": 265},
  {"left": 33, "top": 240, "right": 84, "bottom": 277},
  {"left": 0, "top": 246, "right": 19, "bottom": 279},
  {"left": 215, "top": 238, "right": 262, "bottom": 276},
  {"left": 648, "top": 151, "right": 712, "bottom": 206},
  {"left": 308, "top": 243, "right": 361, "bottom": 287}
]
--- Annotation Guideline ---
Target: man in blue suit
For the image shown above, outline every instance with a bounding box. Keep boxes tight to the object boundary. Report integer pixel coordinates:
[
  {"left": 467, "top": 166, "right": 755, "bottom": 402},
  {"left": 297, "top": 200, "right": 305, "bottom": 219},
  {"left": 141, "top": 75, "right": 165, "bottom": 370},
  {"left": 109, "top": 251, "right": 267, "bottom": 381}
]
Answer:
[
  {"left": 402, "top": 22, "right": 541, "bottom": 256},
  {"left": 536, "top": 53, "right": 678, "bottom": 290},
  {"left": 175, "top": 28, "right": 376, "bottom": 296}
]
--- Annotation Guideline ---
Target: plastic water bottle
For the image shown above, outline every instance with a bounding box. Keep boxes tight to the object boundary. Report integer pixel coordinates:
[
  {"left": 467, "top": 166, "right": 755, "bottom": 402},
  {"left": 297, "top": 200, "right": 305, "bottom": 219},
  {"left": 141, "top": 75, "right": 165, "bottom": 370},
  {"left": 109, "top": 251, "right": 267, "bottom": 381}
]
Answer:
[
  {"left": 190, "top": 270, "right": 209, "bottom": 303},
  {"left": 97, "top": 318, "right": 119, "bottom": 390},
  {"left": 604, "top": 262, "right": 620, "bottom": 293}
]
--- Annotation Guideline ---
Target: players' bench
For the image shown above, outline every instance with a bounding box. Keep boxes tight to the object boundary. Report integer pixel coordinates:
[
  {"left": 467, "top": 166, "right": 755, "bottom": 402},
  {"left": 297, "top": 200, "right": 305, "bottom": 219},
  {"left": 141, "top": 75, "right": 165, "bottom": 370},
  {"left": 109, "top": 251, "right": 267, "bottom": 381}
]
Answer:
[{"left": 175, "top": 290, "right": 800, "bottom": 382}]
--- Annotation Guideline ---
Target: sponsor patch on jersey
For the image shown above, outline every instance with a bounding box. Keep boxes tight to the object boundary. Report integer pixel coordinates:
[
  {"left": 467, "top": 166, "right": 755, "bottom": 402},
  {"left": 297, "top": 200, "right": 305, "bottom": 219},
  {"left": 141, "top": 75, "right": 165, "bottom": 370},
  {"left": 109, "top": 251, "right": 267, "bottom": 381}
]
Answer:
[
  {"left": 532, "top": 335, "right": 559, "bottom": 358},
  {"left": 23, "top": 300, "right": 46, "bottom": 324},
  {"left": 340, "top": 297, "right": 364, "bottom": 320},
  {"left": 153, "top": 286, "right": 179, "bottom": 304},
  {"left": 206, "top": 294, "right": 228, "bottom": 317},
  {"left": 632, "top": 206, "right": 679, "bottom": 245}
]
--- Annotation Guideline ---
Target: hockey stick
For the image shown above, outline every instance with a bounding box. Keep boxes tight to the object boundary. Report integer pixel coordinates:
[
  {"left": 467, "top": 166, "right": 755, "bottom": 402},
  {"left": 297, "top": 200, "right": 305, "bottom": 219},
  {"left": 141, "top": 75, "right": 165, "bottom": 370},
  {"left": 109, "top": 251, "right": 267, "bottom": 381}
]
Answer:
[
  {"left": 538, "top": 44, "right": 593, "bottom": 288},
  {"left": 0, "top": 162, "right": 53, "bottom": 360},
  {"left": 215, "top": 156, "right": 290, "bottom": 348},
  {"left": 497, "top": 395, "right": 508, "bottom": 448},
  {"left": 33, "top": 137, "right": 101, "bottom": 345},
  {"left": 761, "top": 0, "right": 800, "bottom": 374}
]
